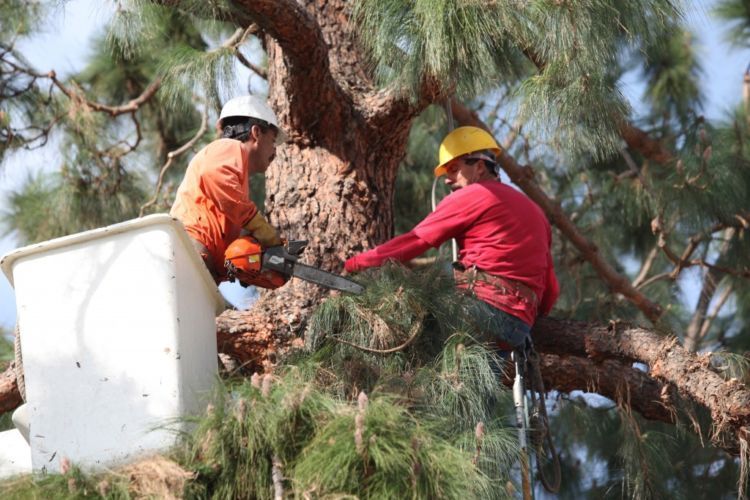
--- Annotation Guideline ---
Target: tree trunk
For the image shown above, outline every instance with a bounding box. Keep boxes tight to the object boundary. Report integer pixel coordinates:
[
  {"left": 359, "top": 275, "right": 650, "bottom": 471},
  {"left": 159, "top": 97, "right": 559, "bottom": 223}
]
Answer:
[{"left": 215, "top": 0, "right": 432, "bottom": 363}]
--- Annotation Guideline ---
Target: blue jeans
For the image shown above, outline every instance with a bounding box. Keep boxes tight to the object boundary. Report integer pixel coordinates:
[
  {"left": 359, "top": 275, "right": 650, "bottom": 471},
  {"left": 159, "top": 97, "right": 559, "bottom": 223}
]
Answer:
[{"left": 468, "top": 298, "right": 531, "bottom": 355}]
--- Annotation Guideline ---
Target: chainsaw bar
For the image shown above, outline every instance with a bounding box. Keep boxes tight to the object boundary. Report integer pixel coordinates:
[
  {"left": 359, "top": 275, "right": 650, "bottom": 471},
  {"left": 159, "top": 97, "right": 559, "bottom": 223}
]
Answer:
[
  {"left": 262, "top": 242, "right": 365, "bottom": 295},
  {"left": 292, "top": 263, "right": 365, "bottom": 294}
]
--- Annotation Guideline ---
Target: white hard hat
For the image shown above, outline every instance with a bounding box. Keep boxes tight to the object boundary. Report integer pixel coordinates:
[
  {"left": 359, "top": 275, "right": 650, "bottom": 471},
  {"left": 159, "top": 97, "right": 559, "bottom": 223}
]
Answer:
[{"left": 219, "top": 95, "right": 287, "bottom": 144}]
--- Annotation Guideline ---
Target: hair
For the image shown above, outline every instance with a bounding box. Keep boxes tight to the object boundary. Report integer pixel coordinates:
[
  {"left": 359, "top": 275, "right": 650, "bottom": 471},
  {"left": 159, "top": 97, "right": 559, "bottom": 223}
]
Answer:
[
  {"left": 471, "top": 149, "right": 499, "bottom": 176},
  {"left": 220, "top": 116, "right": 275, "bottom": 142}
]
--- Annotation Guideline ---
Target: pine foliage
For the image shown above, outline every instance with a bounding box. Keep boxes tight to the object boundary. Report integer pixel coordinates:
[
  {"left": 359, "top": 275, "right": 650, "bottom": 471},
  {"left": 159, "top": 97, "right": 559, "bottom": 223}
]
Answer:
[
  {"left": 355, "top": 0, "right": 681, "bottom": 159},
  {"left": 181, "top": 263, "right": 519, "bottom": 498}
]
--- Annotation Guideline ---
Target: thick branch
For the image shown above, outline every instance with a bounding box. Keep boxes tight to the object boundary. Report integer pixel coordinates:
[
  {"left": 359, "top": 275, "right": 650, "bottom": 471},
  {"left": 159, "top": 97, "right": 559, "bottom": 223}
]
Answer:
[
  {"left": 535, "top": 354, "right": 675, "bottom": 424},
  {"left": 532, "top": 316, "right": 750, "bottom": 453},
  {"left": 230, "top": 0, "right": 326, "bottom": 69},
  {"left": 362, "top": 75, "right": 449, "bottom": 131},
  {"left": 619, "top": 122, "right": 674, "bottom": 165},
  {"left": 451, "top": 101, "right": 664, "bottom": 322},
  {"left": 225, "top": 0, "right": 358, "bottom": 147}
]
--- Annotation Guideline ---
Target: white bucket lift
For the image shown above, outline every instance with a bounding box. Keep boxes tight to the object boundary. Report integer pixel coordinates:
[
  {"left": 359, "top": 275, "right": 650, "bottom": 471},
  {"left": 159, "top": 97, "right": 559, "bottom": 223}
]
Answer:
[{"left": 0, "top": 214, "right": 224, "bottom": 476}]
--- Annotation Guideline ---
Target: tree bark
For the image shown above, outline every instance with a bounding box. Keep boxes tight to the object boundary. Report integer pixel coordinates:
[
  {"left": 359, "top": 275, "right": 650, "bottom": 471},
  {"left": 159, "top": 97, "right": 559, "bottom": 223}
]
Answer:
[
  {"left": 212, "top": 0, "right": 434, "bottom": 352},
  {"left": 0, "top": 361, "right": 22, "bottom": 414},
  {"left": 532, "top": 317, "right": 750, "bottom": 454}
]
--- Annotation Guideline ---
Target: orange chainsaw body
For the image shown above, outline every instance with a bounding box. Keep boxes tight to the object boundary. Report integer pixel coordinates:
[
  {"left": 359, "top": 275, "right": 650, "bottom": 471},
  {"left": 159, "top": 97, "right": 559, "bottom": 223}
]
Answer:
[{"left": 224, "top": 236, "right": 286, "bottom": 289}]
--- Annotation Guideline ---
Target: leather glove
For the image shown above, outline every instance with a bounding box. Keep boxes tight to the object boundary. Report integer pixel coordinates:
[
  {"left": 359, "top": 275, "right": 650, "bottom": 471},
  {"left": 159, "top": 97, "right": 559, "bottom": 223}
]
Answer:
[{"left": 244, "top": 212, "right": 282, "bottom": 248}]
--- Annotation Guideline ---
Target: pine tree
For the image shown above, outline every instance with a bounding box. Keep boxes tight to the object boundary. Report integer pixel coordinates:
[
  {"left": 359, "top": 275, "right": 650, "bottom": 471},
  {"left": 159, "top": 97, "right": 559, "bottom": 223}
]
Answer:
[{"left": 2, "top": 0, "right": 750, "bottom": 496}]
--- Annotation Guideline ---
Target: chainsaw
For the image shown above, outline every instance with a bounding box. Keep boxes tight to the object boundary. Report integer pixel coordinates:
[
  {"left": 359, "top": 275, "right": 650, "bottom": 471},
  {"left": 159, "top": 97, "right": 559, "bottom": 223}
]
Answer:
[{"left": 224, "top": 236, "right": 364, "bottom": 294}]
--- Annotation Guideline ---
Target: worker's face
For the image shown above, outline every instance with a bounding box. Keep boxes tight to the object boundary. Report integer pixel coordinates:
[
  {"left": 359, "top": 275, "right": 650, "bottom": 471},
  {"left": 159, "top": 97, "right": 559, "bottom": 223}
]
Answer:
[
  {"left": 443, "top": 156, "right": 485, "bottom": 191},
  {"left": 247, "top": 125, "right": 278, "bottom": 174}
]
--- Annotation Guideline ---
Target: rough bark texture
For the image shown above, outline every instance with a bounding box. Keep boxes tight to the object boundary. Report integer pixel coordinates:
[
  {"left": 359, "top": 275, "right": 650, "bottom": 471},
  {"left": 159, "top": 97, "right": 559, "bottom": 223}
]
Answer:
[
  {"left": 215, "top": 0, "right": 435, "bottom": 351},
  {"left": 532, "top": 317, "right": 750, "bottom": 453},
  {"left": 0, "top": 361, "right": 22, "bottom": 414}
]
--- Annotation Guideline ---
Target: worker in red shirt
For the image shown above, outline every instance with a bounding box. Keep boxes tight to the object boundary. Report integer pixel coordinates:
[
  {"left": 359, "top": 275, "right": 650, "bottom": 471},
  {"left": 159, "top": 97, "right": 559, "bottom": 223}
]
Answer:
[
  {"left": 345, "top": 126, "right": 559, "bottom": 351},
  {"left": 171, "top": 95, "right": 286, "bottom": 284}
]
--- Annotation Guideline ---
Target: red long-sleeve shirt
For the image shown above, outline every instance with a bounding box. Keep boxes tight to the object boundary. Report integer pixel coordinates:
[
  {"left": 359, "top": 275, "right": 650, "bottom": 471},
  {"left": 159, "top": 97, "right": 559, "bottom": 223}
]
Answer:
[{"left": 346, "top": 180, "right": 559, "bottom": 325}]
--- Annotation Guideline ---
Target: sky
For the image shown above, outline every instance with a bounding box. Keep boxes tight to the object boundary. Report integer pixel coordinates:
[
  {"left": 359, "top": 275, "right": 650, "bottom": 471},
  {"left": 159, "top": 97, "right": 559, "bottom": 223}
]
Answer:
[{"left": 1, "top": 1, "right": 750, "bottom": 332}]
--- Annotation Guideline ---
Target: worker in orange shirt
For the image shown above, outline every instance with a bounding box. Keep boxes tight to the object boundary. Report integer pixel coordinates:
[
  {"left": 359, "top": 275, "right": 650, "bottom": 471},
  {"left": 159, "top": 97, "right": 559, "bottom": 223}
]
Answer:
[{"left": 171, "top": 95, "right": 286, "bottom": 284}]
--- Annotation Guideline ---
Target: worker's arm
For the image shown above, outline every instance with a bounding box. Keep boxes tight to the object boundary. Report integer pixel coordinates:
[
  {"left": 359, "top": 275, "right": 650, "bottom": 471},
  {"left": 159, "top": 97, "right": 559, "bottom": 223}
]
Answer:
[{"left": 345, "top": 231, "right": 433, "bottom": 272}]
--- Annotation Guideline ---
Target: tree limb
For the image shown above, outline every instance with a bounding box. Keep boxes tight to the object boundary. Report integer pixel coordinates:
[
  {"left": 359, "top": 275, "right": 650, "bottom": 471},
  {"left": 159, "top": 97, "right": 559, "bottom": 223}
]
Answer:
[
  {"left": 532, "top": 316, "right": 750, "bottom": 454},
  {"left": 51, "top": 72, "right": 162, "bottom": 117},
  {"left": 230, "top": 0, "right": 326, "bottom": 70},
  {"left": 531, "top": 354, "right": 676, "bottom": 424},
  {"left": 619, "top": 122, "right": 674, "bottom": 165}
]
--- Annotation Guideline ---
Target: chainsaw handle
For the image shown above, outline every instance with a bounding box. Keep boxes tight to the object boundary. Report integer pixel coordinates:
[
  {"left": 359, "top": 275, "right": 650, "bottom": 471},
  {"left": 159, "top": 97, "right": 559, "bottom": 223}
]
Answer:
[
  {"left": 262, "top": 245, "right": 297, "bottom": 276},
  {"left": 286, "top": 240, "right": 308, "bottom": 256}
]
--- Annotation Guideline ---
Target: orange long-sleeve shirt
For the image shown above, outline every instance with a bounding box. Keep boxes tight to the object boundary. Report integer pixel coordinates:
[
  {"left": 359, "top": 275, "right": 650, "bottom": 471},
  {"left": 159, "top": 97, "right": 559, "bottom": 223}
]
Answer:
[{"left": 170, "top": 138, "right": 259, "bottom": 279}]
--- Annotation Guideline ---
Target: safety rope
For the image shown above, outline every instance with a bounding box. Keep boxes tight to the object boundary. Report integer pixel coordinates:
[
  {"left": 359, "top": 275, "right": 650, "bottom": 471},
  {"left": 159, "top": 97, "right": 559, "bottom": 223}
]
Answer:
[
  {"left": 525, "top": 346, "right": 561, "bottom": 493},
  {"left": 14, "top": 321, "right": 26, "bottom": 402},
  {"left": 436, "top": 97, "right": 458, "bottom": 262}
]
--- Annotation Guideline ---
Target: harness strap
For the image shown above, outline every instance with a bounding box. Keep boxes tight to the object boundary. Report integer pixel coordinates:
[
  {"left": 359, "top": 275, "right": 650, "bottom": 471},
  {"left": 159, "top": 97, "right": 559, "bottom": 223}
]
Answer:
[{"left": 453, "top": 264, "right": 539, "bottom": 309}]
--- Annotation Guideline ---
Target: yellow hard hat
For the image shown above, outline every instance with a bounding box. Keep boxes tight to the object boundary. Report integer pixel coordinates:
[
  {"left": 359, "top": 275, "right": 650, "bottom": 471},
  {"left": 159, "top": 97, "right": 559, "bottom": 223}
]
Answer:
[{"left": 434, "top": 126, "right": 502, "bottom": 177}]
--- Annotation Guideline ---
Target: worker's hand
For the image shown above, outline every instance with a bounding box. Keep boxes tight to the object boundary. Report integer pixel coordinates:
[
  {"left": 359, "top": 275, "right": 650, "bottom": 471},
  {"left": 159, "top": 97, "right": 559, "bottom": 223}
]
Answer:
[
  {"left": 244, "top": 212, "right": 282, "bottom": 247},
  {"left": 344, "top": 256, "right": 361, "bottom": 273}
]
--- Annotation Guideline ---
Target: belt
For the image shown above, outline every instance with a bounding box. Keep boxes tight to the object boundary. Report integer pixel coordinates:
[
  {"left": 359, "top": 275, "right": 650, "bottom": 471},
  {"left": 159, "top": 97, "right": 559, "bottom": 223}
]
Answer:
[{"left": 453, "top": 264, "right": 539, "bottom": 309}]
